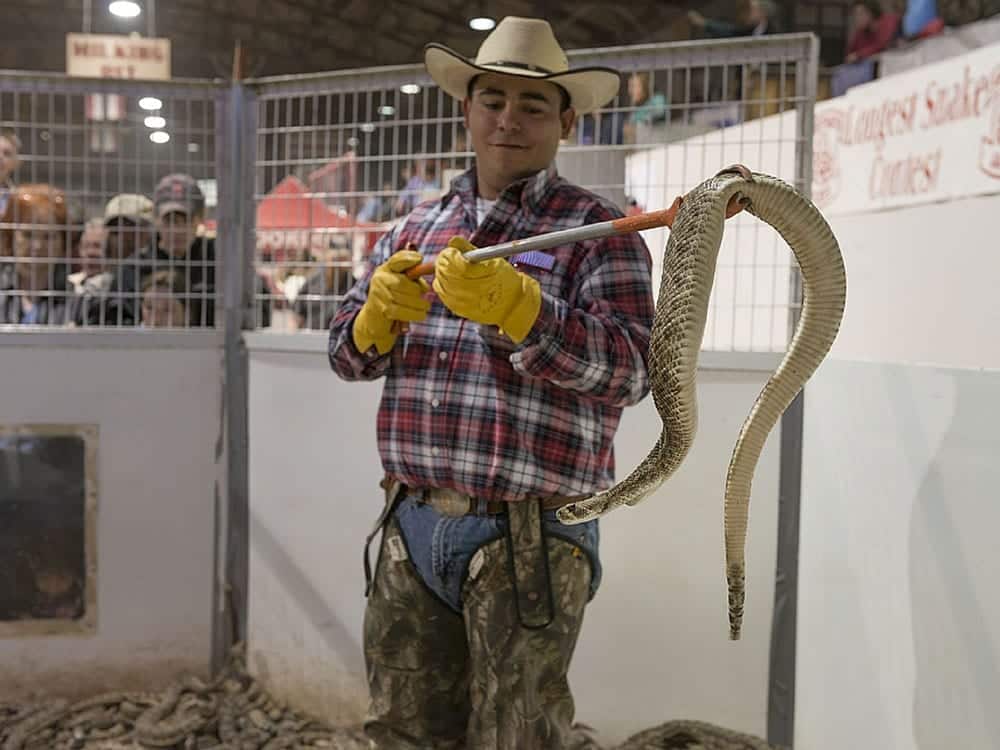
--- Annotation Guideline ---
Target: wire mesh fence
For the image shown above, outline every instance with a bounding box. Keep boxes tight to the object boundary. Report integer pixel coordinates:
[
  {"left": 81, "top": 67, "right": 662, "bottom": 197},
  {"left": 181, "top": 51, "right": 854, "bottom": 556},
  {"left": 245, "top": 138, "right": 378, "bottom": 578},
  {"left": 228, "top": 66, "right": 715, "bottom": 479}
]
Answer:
[
  {"left": 0, "top": 73, "right": 220, "bottom": 328},
  {"left": 247, "top": 34, "right": 816, "bottom": 350},
  {"left": 0, "top": 34, "right": 817, "bottom": 351}
]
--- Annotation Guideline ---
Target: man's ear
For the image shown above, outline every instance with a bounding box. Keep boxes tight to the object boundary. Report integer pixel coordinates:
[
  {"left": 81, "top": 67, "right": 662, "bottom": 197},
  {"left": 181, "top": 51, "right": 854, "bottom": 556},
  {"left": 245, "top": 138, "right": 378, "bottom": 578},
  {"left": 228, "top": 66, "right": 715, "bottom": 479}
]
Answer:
[{"left": 560, "top": 108, "right": 576, "bottom": 139}]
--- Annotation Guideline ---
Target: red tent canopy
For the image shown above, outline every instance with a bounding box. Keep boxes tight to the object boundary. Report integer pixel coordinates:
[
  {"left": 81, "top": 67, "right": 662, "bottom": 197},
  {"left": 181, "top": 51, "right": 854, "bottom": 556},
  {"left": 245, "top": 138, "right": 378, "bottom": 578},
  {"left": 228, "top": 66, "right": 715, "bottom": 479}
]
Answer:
[{"left": 256, "top": 175, "right": 351, "bottom": 231}]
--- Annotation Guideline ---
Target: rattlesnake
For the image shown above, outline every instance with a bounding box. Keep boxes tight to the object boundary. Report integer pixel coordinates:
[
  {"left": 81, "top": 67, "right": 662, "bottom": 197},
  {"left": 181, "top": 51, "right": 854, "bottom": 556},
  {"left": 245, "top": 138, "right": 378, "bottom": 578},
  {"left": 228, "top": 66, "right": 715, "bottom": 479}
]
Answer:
[
  {"left": 558, "top": 165, "right": 847, "bottom": 640},
  {"left": 0, "top": 645, "right": 369, "bottom": 749}
]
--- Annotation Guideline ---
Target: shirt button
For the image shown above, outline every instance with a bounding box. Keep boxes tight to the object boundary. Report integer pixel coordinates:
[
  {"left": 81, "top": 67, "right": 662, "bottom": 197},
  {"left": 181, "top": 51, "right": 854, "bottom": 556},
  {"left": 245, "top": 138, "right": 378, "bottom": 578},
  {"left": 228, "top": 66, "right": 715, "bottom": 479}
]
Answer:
[
  {"left": 431, "top": 398, "right": 440, "bottom": 408},
  {"left": 438, "top": 351, "right": 448, "bottom": 361},
  {"left": 431, "top": 447, "right": 440, "bottom": 457}
]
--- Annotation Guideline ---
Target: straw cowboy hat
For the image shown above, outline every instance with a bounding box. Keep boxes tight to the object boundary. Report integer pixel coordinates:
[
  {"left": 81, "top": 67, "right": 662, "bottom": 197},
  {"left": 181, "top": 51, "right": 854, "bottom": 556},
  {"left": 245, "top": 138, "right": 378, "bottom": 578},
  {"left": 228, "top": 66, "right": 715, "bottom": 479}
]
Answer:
[{"left": 424, "top": 16, "right": 620, "bottom": 115}]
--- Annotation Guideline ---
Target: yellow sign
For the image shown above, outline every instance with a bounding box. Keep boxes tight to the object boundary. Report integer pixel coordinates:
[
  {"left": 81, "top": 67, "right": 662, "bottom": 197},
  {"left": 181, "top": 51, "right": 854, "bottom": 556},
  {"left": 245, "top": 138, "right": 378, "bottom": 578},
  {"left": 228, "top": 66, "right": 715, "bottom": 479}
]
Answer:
[{"left": 66, "top": 33, "right": 171, "bottom": 80}]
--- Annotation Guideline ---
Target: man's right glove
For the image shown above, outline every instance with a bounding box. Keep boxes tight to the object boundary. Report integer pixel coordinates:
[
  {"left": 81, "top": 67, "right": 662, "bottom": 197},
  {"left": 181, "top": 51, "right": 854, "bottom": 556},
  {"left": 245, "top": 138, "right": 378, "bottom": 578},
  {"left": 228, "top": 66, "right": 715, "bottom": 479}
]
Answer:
[{"left": 352, "top": 249, "right": 430, "bottom": 354}]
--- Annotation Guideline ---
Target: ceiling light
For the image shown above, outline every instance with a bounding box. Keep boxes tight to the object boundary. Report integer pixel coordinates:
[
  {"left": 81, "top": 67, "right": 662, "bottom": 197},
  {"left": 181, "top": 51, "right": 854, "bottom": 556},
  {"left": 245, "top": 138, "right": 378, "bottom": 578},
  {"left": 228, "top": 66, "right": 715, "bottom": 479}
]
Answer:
[
  {"left": 150, "top": 131, "right": 170, "bottom": 144},
  {"left": 346, "top": 136, "right": 359, "bottom": 148},
  {"left": 378, "top": 105, "right": 396, "bottom": 116},
  {"left": 469, "top": 17, "right": 496, "bottom": 31},
  {"left": 187, "top": 142, "right": 200, "bottom": 153},
  {"left": 360, "top": 123, "right": 376, "bottom": 134},
  {"left": 144, "top": 115, "right": 166, "bottom": 128},
  {"left": 109, "top": 1, "right": 142, "bottom": 18},
  {"left": 138, "top": 96, "right": 162, "bottom": 111},
  {"left": 400, "top": 83, "right": 421, "bottom": 95}
]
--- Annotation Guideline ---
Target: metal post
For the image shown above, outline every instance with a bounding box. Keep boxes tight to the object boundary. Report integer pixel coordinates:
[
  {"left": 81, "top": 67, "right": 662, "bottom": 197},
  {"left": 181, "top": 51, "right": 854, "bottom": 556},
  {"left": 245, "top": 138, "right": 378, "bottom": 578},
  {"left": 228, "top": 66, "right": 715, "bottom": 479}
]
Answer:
[
  {"left": 83, "top": 0, "right": 92, "bottom": 33},
  {"left": 212, "top": 79, "right": 256, "bottom": 673},
  {"left": 767, "top": 31, "right": 820, "bottom": 750},
  {"left": 147, "top": 0, "right": 156, "bottom": 38}
]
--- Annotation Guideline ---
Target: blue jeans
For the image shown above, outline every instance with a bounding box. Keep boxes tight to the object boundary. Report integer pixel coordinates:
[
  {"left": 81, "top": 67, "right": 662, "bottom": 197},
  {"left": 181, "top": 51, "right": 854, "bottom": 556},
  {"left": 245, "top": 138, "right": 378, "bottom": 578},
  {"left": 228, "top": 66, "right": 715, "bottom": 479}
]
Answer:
[{"left": 393, "top": 493, "right": 602, "bottom": 613}]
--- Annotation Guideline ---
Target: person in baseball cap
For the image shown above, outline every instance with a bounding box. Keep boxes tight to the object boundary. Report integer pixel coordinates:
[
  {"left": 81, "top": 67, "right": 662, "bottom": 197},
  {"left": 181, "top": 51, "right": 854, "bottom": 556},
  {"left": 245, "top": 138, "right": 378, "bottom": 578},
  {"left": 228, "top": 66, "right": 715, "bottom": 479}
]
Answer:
[
  {"left": 153, "top": 174, "right": 206, "bottom": 259},
  {"left": 104, "top": 193, "right": 154, "bottom": 263}
]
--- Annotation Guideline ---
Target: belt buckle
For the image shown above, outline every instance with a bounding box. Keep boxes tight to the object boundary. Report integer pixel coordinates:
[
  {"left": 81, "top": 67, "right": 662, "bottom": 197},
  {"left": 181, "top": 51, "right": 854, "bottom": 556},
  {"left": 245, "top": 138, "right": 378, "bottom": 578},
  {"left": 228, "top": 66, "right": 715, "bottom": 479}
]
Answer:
[{"left": 432, "top": 488, "right": 473, "bottom": 517}]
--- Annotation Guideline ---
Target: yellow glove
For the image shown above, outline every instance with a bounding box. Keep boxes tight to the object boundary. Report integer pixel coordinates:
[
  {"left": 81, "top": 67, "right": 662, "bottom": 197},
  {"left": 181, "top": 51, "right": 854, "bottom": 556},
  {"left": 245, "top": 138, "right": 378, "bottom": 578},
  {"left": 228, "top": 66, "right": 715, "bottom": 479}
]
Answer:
[
  {"left": 352, "top": 249, "right": 430, "bottom": 354},
  {"left": 432, "top": 236, "right": 541, "bottom": 344}
]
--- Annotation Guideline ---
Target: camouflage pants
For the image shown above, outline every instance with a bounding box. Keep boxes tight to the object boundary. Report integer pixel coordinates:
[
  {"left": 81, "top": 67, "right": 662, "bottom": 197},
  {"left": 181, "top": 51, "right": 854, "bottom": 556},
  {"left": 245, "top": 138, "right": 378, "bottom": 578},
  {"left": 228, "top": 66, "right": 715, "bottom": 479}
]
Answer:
[{"left": 363, "top": 502, "right": 594, "bottom": 750}]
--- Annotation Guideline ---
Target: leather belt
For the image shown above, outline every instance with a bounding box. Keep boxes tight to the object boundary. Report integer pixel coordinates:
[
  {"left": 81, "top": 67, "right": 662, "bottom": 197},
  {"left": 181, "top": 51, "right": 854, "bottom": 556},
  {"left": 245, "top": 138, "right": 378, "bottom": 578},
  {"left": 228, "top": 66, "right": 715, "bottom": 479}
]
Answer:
[{"left": 414, "top": 487, "right": 586, "bottom": 517}]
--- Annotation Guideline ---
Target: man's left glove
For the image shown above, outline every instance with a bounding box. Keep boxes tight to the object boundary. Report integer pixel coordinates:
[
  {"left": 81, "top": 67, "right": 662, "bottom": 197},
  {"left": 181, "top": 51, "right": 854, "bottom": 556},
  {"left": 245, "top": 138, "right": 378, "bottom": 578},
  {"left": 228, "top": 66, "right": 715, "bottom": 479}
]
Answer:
[{"left": 432, "top": 236, "right": 542, "bottom": 343}]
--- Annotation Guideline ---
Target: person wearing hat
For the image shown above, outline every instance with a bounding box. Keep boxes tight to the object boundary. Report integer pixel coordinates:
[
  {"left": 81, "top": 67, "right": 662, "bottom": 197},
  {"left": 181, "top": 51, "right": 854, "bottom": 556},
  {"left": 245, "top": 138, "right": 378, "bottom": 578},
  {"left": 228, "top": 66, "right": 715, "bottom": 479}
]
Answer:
[
  {"left": 102, "top": 174, "right": 215, "bottom": 327},
  {"left": 329, "top": 17, "right": 651, "bottom": 749},
  {"left": 103, "top": 193, "right": 154, "bottom": 266}
]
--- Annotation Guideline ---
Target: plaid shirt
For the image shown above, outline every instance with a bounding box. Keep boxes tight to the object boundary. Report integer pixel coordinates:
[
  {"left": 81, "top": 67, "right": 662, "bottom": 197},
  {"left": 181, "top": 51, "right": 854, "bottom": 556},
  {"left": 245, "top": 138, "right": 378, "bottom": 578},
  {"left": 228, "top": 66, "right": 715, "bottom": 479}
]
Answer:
[{"left": 329, "top": 165, "right": 654, "bottom": 502}]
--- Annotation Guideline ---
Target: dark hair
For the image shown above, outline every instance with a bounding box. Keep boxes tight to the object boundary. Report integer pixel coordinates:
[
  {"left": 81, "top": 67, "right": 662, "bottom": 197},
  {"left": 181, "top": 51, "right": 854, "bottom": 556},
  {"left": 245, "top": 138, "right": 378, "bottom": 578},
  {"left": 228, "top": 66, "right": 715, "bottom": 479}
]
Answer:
[
  {"left": 854, "top": 0, "right": 883, "bottom": 18},
  {"left": 467, "top": 74, "right": 572, "bottom": 112}
]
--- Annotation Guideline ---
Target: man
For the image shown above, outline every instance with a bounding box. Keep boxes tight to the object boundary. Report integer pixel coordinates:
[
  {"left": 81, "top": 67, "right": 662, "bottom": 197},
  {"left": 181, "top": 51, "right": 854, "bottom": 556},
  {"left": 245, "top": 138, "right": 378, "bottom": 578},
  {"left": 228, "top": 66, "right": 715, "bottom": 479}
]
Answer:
[
  {"left": 105, "top": 174, "right": 215, "bottom": 326},
  {"left": 329, "top": 17, "right": 651, "bottom": 750},
  {"left": 104, "top": 192, "right": 155, "bottom": 268},
  {"left": 67, "top": 218, "right": 111, "bottom": 325}
]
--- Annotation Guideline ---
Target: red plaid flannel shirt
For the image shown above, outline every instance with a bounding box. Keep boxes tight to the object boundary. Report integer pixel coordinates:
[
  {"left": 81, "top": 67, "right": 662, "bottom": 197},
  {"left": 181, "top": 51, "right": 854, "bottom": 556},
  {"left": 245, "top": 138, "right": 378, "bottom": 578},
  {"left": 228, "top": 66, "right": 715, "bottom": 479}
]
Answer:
[{"left": 329, "top": 165, "right": 654, "bottom": 502}]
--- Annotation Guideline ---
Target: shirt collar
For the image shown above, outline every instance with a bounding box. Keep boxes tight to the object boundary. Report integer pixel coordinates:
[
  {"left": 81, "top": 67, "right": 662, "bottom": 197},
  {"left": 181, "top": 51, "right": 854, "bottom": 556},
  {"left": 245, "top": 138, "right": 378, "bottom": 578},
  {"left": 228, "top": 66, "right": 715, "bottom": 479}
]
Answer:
[{"left": 445, "top": 163, "right": 561, "bottom": 218}]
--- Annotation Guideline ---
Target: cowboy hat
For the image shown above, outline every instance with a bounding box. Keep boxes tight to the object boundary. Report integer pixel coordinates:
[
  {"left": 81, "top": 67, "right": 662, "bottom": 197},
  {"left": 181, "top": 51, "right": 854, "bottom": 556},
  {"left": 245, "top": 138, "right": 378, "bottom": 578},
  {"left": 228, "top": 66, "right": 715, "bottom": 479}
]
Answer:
[{"left": 424, "top": 16, "right": 620, "bottom": 115}]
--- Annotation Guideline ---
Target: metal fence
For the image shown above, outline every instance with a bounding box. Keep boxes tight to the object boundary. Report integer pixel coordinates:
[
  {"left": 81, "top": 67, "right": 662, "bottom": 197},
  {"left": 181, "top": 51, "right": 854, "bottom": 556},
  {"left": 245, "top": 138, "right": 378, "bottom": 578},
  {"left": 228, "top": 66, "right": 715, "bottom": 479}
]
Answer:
[
  {"left": 246, "top": 34, "right": 818, "bottom": 350},
  {"left": 0, "top": 33, "right": 818, "bottom": 351},
  {"left": 0, "top": 73, "right": 221, "bottom": 328}
]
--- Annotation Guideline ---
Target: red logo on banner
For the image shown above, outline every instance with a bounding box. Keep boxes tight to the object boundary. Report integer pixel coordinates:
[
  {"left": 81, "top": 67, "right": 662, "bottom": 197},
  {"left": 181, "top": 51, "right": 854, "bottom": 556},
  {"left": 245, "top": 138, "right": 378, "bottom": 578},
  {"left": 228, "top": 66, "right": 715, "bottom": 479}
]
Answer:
[
  {"left": 979, "top": 101, "right": 1000, "bottom": 179},
  {"left": 812, "top": 109, "right": 844, "bottom": 208}
]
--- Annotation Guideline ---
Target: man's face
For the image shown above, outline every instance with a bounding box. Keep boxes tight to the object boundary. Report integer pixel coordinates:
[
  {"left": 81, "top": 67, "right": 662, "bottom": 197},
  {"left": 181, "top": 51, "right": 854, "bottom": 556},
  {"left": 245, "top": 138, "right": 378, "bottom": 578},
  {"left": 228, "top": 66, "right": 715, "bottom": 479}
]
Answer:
[
  {"left": 0, "top": 136, "right": 19, "bottom": 184},
  {"left": 105, "top": 217, "right": 152, "bottom": 261},
  {"left": 78, "top": 224, "right": 107, "bottom": 276},
  {"left": 463, "top": 73, "right": 575, "bottom": 195},
  {"left": 156, "top": 210, "right": 200, "bottom": 258}
]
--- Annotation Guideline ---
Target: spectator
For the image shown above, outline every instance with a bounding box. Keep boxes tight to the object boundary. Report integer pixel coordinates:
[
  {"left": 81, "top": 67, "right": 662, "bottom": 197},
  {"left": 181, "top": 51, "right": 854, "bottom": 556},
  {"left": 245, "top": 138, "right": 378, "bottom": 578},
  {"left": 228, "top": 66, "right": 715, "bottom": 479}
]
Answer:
[
  {"left": 106, "top": 174, "right": 215, "bottom": 327},
  {"left": 103, "top": 193, "right": 154, "bottom": 268},
  {"left": 140, "top": 269, "right": 188, "bottom": 328},
  {"left": 67, "top": 218, "right": 112, "bottom": 325},
  {"left": 902, "top": 0, "right": 944, "bottom": 37},
  {"left": 0, "top": 130, "right": 20, "bottom": 217},
  {"left": 0, "top": 184, "right": 72, "bottom": 325},
  {"left": 846, "top": 1, "right": 902, "bottom": 62},
  {"left": 356, "top": 181, "right": 395, "bottom": 223},
  {"left": 393, "top": 159, "right": 441, "bottom": 216},
  {"left": 688, "top": 0, "right": 781, "bottom": 38},
  {"left": 292, "top": 237, "right": 355, "bottom": 330},
  {"left": 623, "top": 71, "right": 669, "bottom": 144}
]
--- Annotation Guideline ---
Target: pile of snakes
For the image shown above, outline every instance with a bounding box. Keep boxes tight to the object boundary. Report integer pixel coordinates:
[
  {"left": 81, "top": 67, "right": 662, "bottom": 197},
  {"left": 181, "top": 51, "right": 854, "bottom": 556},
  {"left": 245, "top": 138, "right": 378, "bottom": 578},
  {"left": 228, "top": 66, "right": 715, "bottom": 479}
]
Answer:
[{"left": 0, "top": 646, "right": 369, "bottom": 750}]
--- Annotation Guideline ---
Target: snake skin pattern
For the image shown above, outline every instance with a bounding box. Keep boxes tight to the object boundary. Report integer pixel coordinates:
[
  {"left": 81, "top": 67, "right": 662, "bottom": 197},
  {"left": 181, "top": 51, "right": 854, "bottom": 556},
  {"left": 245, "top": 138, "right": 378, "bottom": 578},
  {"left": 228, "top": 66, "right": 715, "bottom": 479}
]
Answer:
[{"left": 558, "top": 166, "right": 847, "bottom": 640}]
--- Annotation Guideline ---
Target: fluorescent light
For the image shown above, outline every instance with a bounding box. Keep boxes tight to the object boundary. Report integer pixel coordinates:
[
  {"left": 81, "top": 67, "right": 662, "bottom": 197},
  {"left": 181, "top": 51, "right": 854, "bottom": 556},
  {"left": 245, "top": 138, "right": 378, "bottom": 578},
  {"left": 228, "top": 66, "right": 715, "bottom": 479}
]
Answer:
[
  {"left": 109, "top": 1, "right": 142, "bottom": 18},
  {"left": 149, "top": 131, "right": 170, "bottom": 144},
  {"left": 360, "top": 122, "right": 376, "bottom": 133},
  {"left": 400, "top": 83, "right": 421, "bottom": 95},
  {"left": 469, "top": 17, "right": 496, "bottom": 31},
  {"left": 378, "top": 105, "right": 396, "bottom": 116},
  {"left": 138, "top": 96, "right": 162, "bottom": 111},
  {"left": 144, "top": 115, "right": 166, "bottom": 128}
]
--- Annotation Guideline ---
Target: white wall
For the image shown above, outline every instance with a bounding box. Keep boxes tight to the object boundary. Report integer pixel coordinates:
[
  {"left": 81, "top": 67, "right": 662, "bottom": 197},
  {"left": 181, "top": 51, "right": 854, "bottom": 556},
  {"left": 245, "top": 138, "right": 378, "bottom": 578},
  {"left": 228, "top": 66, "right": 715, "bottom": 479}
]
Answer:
[
  {"left": 826, "top": 193, "right": 1000, "bottom": 370},
  {"left": 246, "top": 334, "right": 783, "bottom": 744},
  {"left": 625, "top": 113, "right": 799, "bottom": 353},
  {"left": 0, "top": 331, "right": 222, "bottom": 698},
  {"left": 797, "top": 359, "right": 1000, "bottom": 750}
]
